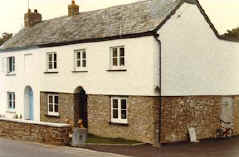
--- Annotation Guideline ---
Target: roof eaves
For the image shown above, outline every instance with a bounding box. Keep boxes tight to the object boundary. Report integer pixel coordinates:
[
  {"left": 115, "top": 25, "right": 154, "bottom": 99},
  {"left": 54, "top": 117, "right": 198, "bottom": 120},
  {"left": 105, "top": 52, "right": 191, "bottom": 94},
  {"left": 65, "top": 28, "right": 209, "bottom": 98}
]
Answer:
[
  {"left": 0, "top": 45, "right": 39, "bottom": 53},
  {"left": 0, "top": 31, "right": 155, "bottom": 52},
  {"left": 38, "top": 31, "right": 156, "bottom": 48}
]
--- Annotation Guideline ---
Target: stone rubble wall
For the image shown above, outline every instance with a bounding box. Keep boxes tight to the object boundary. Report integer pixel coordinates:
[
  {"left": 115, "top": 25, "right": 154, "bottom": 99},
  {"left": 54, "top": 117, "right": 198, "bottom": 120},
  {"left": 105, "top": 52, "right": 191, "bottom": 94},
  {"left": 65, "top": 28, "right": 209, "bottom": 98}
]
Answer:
[
  {"left": 87, "top": 95, "right": 160, "bottom": 144},
  {"left": 0, "top": 118, "right": 71, "bottom": 145},
  {"left": 233, "top": 96, "right": 239, "bottom": 135},
  {"left": 40, "top": 92, "right": 74, "bottom": 124},
  {"left": 40, "top": 92, "right": 160, "bottom": 145},
  {"left": 160, "top": 96, "right": 239, "bottom": 143}
]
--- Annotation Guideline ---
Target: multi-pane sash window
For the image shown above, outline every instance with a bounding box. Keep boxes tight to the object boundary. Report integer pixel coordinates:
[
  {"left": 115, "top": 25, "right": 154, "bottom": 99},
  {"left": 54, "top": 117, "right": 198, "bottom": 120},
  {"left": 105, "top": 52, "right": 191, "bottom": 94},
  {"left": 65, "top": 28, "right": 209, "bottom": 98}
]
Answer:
[
  {"left": 47, "top": 52, "right": 57, "bottom": 71},
  {"left": 48, "top": 95, "right": 59, "bottom": 116},
  {"left": 74, "top": 49, "right": 87, "bottom": 70},
  {"left": 7, "top": 56, "right": 15, "bottom": 73},
  {"left": 111, "top": 97, "right": 127, "bottom": 124},
  {"left": 110, "top": 46, "right": 125, "bottom": 69},
  {"left": 7, "top": 92, "right": 15, "bottom": 111}
]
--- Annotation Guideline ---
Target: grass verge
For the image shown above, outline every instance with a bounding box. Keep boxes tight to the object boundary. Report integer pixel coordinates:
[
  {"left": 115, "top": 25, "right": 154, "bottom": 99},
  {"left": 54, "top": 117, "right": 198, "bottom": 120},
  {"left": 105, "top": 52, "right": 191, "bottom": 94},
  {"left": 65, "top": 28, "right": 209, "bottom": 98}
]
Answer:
[{"left": 86, "top": 134, "right": 141, "bottom": 145}]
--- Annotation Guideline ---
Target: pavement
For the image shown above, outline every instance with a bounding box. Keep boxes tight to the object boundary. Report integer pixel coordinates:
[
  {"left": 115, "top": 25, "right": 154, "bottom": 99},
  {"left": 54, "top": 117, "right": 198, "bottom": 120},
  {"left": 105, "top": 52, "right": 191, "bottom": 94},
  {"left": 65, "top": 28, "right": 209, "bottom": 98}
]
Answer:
[
  {"left": 0, "top": 138, "right": 130, "bottom": 157},
  {"left": 2, "top": 137, "right": 239, "bottom": 157}
]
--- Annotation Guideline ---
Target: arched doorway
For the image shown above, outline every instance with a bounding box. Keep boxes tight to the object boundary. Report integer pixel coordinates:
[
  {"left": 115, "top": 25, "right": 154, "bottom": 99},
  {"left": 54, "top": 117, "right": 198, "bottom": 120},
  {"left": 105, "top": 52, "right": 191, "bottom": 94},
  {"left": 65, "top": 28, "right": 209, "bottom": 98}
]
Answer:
[
  {"left": 24, "top": 86, "right": 34, "bottom": 120},
  {"left": 74, "top": 87, "right": 88, "bottom": 128}
]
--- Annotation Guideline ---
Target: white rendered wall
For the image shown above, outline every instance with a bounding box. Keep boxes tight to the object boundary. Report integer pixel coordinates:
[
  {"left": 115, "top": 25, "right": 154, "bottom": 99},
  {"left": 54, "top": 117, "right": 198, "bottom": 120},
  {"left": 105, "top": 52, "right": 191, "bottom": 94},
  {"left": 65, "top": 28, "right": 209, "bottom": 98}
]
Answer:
[
  {"left": 0, "top": 36, "right": 160, "bottom": 120},
  {"left": 159, "top": 3, "right": 239, "bottom": 96}
]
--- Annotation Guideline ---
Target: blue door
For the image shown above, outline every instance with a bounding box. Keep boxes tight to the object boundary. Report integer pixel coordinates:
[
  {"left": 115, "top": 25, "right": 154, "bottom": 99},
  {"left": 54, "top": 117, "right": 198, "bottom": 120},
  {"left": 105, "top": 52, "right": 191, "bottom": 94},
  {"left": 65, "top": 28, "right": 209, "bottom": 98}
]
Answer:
[{"left": 29, "top": 90, "right": 34, "bottom": 120}]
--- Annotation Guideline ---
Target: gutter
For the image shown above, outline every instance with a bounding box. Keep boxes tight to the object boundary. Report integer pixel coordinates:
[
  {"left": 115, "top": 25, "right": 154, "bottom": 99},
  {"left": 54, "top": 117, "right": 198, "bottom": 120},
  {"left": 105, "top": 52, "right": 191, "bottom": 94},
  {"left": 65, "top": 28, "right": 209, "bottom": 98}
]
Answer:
[{"left": 153, "top": 32, "right": 162, "bottom": 145}]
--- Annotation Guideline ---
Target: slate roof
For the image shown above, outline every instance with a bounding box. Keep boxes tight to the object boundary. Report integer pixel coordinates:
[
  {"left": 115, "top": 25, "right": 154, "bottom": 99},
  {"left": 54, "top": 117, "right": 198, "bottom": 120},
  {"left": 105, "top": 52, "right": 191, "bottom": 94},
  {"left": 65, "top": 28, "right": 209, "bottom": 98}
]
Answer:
[{"left": 2, "top": 0, "right": 182, "bottom": 50}]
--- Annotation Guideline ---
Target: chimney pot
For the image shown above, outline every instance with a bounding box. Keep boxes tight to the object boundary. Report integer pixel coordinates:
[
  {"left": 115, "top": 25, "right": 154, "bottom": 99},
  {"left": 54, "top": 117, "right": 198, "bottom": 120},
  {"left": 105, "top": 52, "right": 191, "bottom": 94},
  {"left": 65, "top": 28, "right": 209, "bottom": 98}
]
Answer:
[{"left": 68, "top": 0, "right": 79, "bottom": 16}]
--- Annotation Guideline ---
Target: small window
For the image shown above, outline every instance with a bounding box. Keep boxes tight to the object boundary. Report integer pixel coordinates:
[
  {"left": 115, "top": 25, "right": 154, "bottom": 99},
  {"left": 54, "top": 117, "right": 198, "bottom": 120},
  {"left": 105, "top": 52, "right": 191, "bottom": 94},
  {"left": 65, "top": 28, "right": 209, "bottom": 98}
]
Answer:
[
  {"left": 7, "top": 92, "right": 15, "bottom": 111},
  {"left": 7, "top": 56, "right": 15, "bottom": 74},
  {"left": 111, "top": 97, "right": 128, "bottom": 124},
  {"left": 110, "top": 46, "right": 125, "bottom": 69},
  {"left": 47, "top": 52, "right": 57, "bottom": 71},
  {"left": 74, "top": 49, "right": 87, "bottom": 70},
  {"left": 48, "top": 94, "right": 59, "bottom": 116}
]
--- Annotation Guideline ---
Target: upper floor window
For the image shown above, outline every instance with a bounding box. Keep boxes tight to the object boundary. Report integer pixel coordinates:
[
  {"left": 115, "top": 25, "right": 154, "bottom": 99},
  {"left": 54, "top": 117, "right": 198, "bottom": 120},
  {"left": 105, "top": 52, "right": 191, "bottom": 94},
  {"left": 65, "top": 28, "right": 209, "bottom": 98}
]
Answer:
[
  {"left": 47, "top": 52, "right": 57, "bottom": 71},
  {"left": 48, "top": 94, "right": 59, "bottom": 116},
  {"left": 7, "top": 92, "right": 15, "bottom": 111},
  {"left": 7, "top": 56, "right": 15, "bottom": 74},
  {"left": 110, "top": 46, "right": 125, "bottom": 70},
  {"left": 74, "top": 49, "right": 87, "bottom": 70},
  {"left": 111, "top": 97, "right": 128, "bottom": 124}
]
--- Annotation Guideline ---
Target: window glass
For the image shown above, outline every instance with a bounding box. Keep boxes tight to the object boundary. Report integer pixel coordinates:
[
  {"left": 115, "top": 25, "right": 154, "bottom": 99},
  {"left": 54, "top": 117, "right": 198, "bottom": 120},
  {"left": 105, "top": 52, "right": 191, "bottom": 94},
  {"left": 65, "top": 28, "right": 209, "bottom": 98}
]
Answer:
[
  {"left": 7, "top": 57, "right": 15, "bottom": 73},
  {"left": 55, "top": 104, "right": 58, "bottom": 113},
  {"left": 120, "top": 48, "right": 124, "bottom": 57},
  {"left": 54, "top": 96, "right": 58, "bottom": 104},
  {"left": 49, "top": 104, "right": 53, "bottom": 112},
  {"left": 82, "top": 51, "right": 86, "bottom": 59},
  {"left": 7, "top": 92, "right": 15, "bottom": 110},
  {"left": 113, "top": 99, "right": 118, "bottom": 108},
  {"left": 121, "top": 110, "right": 127, "bottom": 119},
  {"left": 113, "top": 48, "right": 117, "bottom": 57}
]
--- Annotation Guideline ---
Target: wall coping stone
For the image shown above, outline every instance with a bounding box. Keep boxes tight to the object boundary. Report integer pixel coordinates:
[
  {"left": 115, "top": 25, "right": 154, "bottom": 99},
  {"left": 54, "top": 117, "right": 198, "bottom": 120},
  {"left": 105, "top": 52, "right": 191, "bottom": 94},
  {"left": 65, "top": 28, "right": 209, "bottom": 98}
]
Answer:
[{"left": 0, "top": 118, "right": 71, "bottom": 128}]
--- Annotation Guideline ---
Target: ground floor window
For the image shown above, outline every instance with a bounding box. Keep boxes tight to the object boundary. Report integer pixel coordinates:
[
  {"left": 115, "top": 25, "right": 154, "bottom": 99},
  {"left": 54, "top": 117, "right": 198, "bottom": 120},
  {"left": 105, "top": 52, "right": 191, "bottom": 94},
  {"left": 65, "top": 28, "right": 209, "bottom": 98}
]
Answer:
[
  {"left": 7, "top": 92, "right": 15, "bottom": 111},
  {"left": 48, "top": 94, "right": 59, "bottom": 116},
  {"left": 111, "top": 97, "right": 128, "bottom": 124}
]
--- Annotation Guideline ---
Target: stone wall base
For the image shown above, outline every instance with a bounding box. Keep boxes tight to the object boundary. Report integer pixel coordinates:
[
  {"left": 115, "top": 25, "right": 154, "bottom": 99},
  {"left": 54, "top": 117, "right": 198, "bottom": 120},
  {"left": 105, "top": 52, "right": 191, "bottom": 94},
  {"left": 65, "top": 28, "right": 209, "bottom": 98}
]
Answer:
[
  {"left": 0, "top": 118, "right": 71, "bottom": 145},
  {"left": 87, "top": 95, "right": 159, "bottom": 144},
  {"left": 40, "top": 92, "right": 74, "bottom": 124},
  {"left": 160, "top": 96, "right": 239, "bottom": 143},
  {"left": 40, "top": 92, "right": 160, "bottom": 145}
]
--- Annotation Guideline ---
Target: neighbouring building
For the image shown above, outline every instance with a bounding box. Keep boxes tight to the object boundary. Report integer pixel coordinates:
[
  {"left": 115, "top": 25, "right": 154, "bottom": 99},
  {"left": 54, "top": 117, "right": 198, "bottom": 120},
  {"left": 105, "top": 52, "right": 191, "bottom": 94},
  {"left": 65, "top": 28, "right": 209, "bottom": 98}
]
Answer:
[{"left": 0, "top": 0, "right": 239, "bottom": 145}]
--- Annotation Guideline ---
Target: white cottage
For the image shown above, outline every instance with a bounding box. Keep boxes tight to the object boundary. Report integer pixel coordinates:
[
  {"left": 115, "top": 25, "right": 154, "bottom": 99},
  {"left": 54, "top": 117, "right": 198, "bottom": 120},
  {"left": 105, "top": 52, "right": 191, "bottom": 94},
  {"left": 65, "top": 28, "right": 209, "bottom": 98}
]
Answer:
[{"left": 0, "top": 0, "right": 239, "bottom": 145}]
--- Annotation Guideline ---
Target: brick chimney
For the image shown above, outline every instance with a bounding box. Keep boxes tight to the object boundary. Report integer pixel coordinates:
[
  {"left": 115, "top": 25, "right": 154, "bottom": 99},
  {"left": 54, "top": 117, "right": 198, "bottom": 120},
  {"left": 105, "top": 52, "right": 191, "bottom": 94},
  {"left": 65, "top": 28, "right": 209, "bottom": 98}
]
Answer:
[
  {"left": 68, "top": 0, "right": 79, "bottom": 16},
  {"left": 24, "top": 9, "right": 42, "bottom": 28}
]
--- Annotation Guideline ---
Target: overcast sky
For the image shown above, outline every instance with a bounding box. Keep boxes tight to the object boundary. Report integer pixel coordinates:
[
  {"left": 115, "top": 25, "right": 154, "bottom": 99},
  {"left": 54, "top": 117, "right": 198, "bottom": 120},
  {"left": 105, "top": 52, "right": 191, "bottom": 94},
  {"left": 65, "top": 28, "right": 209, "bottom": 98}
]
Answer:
[{"left": 0, "top": 0, "right": 238, "bottom": 35}]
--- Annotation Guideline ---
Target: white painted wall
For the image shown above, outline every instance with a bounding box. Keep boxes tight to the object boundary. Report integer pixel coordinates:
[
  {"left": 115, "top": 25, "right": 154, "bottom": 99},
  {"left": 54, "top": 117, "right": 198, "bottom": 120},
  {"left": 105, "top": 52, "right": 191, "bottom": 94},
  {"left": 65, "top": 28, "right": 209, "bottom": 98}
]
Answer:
[
  {"left": 159, "top": 3, "right": 239, "bottom": 96},
  {"left": 0, "top": 36, "right": 160, "bottom": 121}
]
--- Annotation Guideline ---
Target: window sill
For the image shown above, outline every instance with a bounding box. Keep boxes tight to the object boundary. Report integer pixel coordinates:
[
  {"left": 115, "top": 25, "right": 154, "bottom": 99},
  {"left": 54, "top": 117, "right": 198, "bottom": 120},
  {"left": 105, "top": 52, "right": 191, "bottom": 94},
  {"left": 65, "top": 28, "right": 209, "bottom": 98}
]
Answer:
[
  {"left": 109, "top": 121, "right": 128, "bottom": 126},
  {"left": 44, "top": 71, "right": 59, "bottom": 74},
  {"left": 106, "top": 69, "right": 127, "bottom": 72},
  {"left": 6, "top": 73, "right": 16, "bottom": 76},
  {"left": 72, "top": 70, "right": 88, "bottom": 73},
  {"left": 6, "top": 110, "right": 16, "bottom": 114},
  {"left": 45, "top": 114, "right": 60, "bottom": 118}
]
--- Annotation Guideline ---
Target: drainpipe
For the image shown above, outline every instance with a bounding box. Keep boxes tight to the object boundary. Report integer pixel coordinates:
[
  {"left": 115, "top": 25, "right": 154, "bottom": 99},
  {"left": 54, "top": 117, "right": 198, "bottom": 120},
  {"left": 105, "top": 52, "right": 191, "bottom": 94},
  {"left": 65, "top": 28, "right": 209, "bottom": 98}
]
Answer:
[{"left": 153, "top": 32, "right": 162, "bottom": 146}]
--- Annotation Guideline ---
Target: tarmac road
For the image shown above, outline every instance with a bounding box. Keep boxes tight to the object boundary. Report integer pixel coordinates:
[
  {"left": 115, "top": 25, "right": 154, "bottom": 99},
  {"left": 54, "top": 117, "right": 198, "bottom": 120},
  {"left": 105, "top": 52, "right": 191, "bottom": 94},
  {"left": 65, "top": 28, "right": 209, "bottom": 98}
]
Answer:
[{"left": 0, "top": 138, "right": 129, "bottom": 157}]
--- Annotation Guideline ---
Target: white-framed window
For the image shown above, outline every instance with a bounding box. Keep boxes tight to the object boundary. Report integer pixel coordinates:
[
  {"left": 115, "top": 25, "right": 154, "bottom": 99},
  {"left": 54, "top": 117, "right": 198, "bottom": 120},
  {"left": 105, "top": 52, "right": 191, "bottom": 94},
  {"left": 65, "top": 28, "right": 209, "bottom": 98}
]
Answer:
[
  {"left": 110, "top": 46, "right": 125, "bottom": 69},
  {"left": 74, "top": 49, "right": 87, "bottom": 70},
  {"left": 7, "top": 56, "right": 15, "bottom": 74},
  {"left": 47, "top": 52, "right": 57, "bottom": 71},
  {"left": 111, "top": 97, "right": 128, "bottom": 124},
  {"left": 7, "top": 92, "right": 15, "bottom": 111},
  {"left": 48, "top": 94, "right": 59, "bottom": 116}
]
